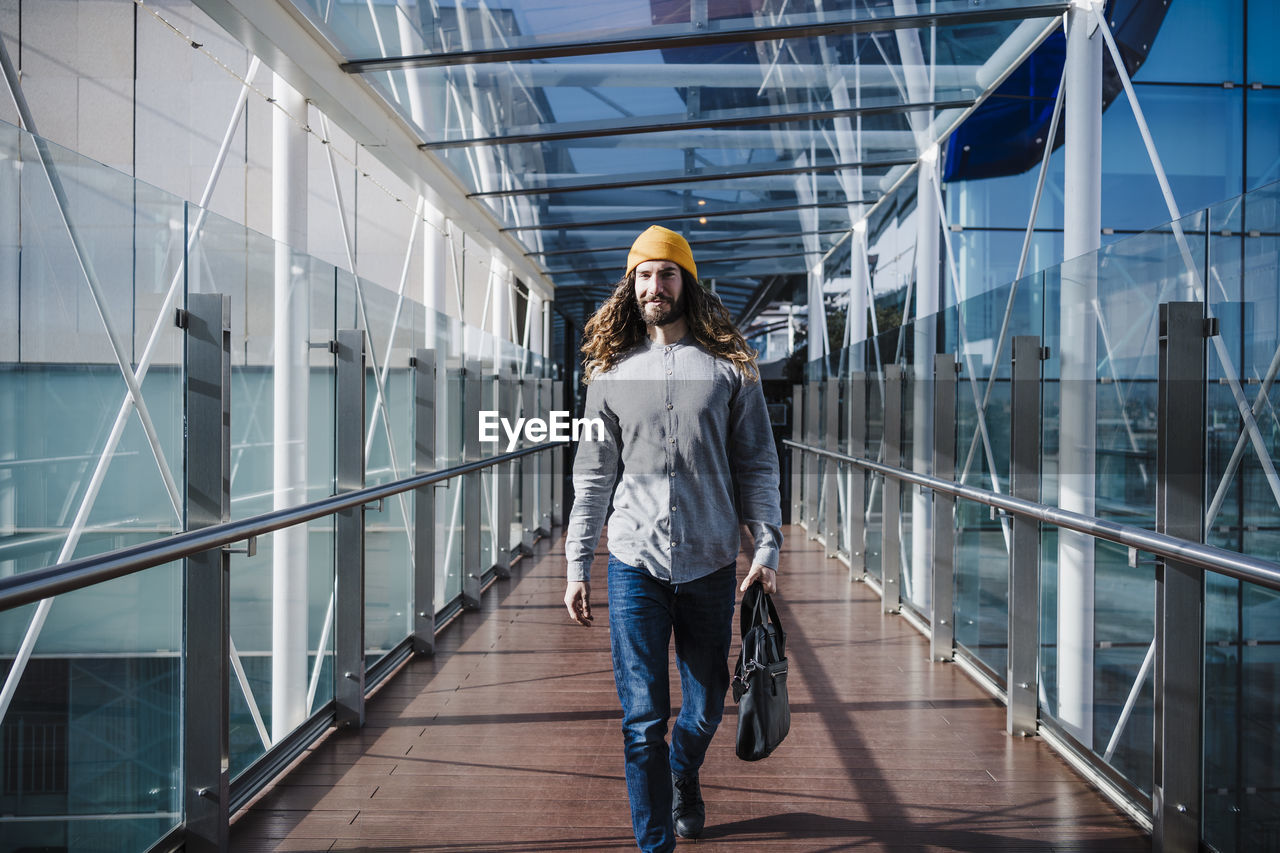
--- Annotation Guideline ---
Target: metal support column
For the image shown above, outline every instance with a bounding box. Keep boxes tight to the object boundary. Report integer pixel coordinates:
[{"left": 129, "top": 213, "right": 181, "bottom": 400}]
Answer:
[
  {"left": 824, "top": 377, "right": 840, "bottom": 558},
  {"left": 184, "top": 293, "right": 231, "bottom": 853},
  {"left": 520, "top": 378, "right": 537, "bottom": 552},
  {"left": 791, "top": 385, "right": 803, "bottom": 526},
  {"left": 1153, "top": 302, "right": 1207, "bottom": 852},
  {"left": 413, "top": 350, "right": 437, "bottom": 655},
  {"left": 931, "top": 354, "right": 956, "bottom": 662},
  {"left": 462, "top": 360, "right": 483, "bottom": 608},
  {"left": 882, "top": 364, "right": 902, "bottom": 614},
  {"left": 1059, "top": 0, "right": 1103, "bottom": 745},
  {"left": 552, "top": 379, "right": 565, "bottom": 526},
  {"left": 848, "top": 372, "right": 867, "bottom": 580},
  {"left": 1008, "top": 337, "right": 1044, "bottom": 736},
  {"left": 539, "top": 378, "right": 553, "bottom": 535},
  {"left": 334, "top": 329, "right": 367, "bottom": 727}
]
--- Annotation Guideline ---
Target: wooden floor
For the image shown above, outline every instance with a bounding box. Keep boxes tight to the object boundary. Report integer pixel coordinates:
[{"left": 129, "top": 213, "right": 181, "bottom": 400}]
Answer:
[{"left": 231, "top": 527, "right": 1151, "bottom": 852}]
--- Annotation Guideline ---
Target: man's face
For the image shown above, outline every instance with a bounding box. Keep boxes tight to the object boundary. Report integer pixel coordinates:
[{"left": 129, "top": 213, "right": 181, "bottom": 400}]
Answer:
[{"left": 634, "top": 260, "right": 685, "bottom": 327}]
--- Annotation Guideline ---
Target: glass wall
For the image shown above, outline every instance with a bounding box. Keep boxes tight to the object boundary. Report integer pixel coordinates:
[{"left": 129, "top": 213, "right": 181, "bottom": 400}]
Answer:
[
  {"left": 0, "top": 118, "right": 556, "bottom": 852},
  {"left": 799, "top": 178, "right": 1280, "bottom": 849},
  {"left": 946, "top": 0, "right": 1277, "bottom": 304}
]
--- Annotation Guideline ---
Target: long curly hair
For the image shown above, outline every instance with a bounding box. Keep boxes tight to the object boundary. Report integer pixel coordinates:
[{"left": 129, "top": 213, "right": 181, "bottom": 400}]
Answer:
[{"left": 581, "top": 269, "right": 760, "bottom": 383}]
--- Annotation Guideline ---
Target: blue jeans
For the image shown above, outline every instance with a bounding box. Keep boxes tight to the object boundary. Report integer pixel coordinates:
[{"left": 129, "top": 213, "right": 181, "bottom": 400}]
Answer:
[{"left": 607, "top": 554, "right": 736, "bottom": 853}]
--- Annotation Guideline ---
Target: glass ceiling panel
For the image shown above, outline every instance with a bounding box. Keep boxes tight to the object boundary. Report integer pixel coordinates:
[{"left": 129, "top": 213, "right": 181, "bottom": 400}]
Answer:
[
  {"left": 352, "top": 15, "right": 1032, "bottom": 148},
  {"left": 295, "top": 0, "right": 1064, "bottom": 66},
  {"left": 283, "top": 0, "right": 1066, "bottom": 317}
]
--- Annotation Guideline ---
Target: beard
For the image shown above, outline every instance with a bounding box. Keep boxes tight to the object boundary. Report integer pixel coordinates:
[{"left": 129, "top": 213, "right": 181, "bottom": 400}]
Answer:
[{"left": 640, "top": 292, "right": 686, "bottom": 327}]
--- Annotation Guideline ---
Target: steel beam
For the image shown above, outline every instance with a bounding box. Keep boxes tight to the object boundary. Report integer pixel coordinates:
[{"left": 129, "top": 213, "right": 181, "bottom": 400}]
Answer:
[
  {"left": 341, "top": 4, "right": 1067, "bottom": 71},
  {"left": 183, "top": 293, "right": 231, "bottom": 853},
  {"left": 424, "top": 99, "right": 973, "bottom": 150},
  {"left": 476, "top": 157, "right": 915, "bottom": 199},
  {"left": 1153, "top": 302, "right": 1206, "bottom": 852},
  {"left": 413, "top": 350, "right": 437, "bottom": 655},
  {"left": 1008, "top": 337, "right": 1043, "bottom": 736},
  {"left": 931, "top": 355, "right": 956, "bottom": 662},
  {"left": 504, "top": 199, "right": 861, "bottom": 233},
  {"left": 882, "top": 364, "right": 903, "bottom": 614},
  {"left": 334, "top": 330, "right": 367, "bottom": 727}
]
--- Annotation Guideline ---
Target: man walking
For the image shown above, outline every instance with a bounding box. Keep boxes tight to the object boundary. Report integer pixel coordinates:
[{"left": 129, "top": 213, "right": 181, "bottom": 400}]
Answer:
[{"left": 563, "top": 225, "right": 783, "bottom": 853}]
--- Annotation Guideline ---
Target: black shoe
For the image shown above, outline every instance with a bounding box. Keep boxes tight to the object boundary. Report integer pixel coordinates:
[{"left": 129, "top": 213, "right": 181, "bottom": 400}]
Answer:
[{"left": 672, "top": 772, "right": 705, "bottom": 839}]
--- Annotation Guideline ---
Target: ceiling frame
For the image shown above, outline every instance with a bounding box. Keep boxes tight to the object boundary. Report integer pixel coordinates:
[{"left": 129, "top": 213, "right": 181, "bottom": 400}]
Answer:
[{"left": 340, "top": 3, "right": 1069, "bottom": 72}]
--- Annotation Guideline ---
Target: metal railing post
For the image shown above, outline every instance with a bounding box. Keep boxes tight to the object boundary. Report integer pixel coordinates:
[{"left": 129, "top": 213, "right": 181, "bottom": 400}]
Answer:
[
  {"left": 849, "top": 372, "right": 867, "bottom": 580},
  {"left": 493, "top": 367, "right": 515, "bottom": 578},
  {"left": 1154, "top": 302, "right": 1207, "bottom": 852},
  {"left": 413, "top": 349, "right": 437, "bottom": 655},
  {"left": 539, "top": 378, "right": 553, "bottom": 535},
  {"left": 183, "top": 293, "right": 231, "bottom": 853},
  {"left": 335, "top": 329, "right": 367, "bottom": 727},
  {"left": 462, "top": 360, "right": 482, "bottom": 608},
  {"left": 882, "top": 364, "right": 902, "bottom": 614},
  {"left": 824, "top": 377, "right": 839, "bottom": 557},
  {"left": 791, "top": 385, "right": 803, "bottom": 526},
  {"left": 806, "top": 380, "right": 822, "bottom": 535},
  {"left": 520, "top": 378, "right": 537, "bottom": 552},
  {"left": 551, "top": 379, "right": 565, "bottom": 526},
  {"left": 1008, "top": 337, "right": 1043, "bottom": 735},
  {"left": 931, "top": 354, "right": 957, "bottom": 662}
]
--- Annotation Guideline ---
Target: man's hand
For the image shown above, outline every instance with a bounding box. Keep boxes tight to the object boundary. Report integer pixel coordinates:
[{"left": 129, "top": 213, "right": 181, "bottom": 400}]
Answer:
[
  {"left": 565, "top": 581, "right": 593, "bottom": 626},
  {"left": 740, "top": 564, "right": 778, "bottom": 595}
]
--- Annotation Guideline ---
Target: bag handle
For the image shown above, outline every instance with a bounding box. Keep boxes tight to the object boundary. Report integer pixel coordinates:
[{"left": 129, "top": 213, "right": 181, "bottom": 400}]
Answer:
[{"left": 739, "top": 582, "right": 783, "bottom": 638}]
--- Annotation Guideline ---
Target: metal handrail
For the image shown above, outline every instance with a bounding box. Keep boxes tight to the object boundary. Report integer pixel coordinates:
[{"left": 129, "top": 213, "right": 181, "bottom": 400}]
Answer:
[
  {"left": 785, "top": 438, "right": 1280, "bottom": 593},
  {"left": 0, "top": 443, "right": 554, "bottom": 612}
]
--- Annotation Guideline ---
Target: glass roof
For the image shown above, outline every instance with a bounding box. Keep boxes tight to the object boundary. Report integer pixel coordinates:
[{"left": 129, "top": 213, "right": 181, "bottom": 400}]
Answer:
[{"left": 288, "top": 0, "right": 1067, "bottom": 323}]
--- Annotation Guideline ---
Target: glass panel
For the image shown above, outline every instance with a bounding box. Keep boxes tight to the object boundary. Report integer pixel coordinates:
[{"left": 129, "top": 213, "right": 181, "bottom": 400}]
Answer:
[
  {"left": 1247, "top": 90, "right": 1280, "bottom": 194},
  {"left": 293, "top": 0, "right": 1051, "bottom": 63},
  {"left": 1204, "top": 575, "right": 1280, "bottom": 852},
  {"left": 1100, "top": 86, "right": 1243, "bottom": 233},
  {"left": 0, "top": 562, "right": 182, "bottom": 852},
  {"left": 0, "top": 126, "right": 185, "bottom": 574},
  {"left": 188, "top": 206, "right": 340, "bottom": 776},
  {"left": 946, "top": 273, "right": 1042, "bottom": 675},
  {"left": 1202, "top": 182, "right": 1280, "bottom": 849},
  {"left": 352, "top": 273, "right": 419, "bottom": 665},
  {"left": 439, "top": 356, "right": 467, "bottom": 609},
  {"left": 1138, "top": 0, "right": 1243, "bottom": 84}
]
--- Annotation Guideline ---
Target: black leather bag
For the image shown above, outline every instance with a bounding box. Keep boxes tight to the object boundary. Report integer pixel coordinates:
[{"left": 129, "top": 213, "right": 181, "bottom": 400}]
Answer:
[{"left": 731, "top": 583, "right": 790, "bottom": 761}]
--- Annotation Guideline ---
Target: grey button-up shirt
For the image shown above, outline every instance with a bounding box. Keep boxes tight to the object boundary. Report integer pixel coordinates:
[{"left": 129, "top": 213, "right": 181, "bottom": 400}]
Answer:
[{"left": 564, "top": 335, "right": 782, "bottom": 584}]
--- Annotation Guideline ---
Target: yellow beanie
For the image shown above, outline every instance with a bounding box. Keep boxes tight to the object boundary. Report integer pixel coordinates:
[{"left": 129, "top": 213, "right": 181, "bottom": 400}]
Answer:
[{"left": 626, "top": 225, "right": 697, "bottom": 280}]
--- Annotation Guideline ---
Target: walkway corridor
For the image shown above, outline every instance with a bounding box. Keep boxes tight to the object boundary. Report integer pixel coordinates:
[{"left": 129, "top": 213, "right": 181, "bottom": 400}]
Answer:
[{"left": 230, "top": 528, "right": 1150, "bottom": 852}]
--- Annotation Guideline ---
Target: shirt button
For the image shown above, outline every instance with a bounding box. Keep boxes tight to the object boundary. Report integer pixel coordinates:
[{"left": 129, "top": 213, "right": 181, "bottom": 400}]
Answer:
[
  {"left": 671, "top": 506, "right": 677, "bottom": 512},
  {"left": 666, "top": 403, "right": 673, "bottom": 410},
  {"left": 669, "top": 438, "right": 675, "bottom": 444},
  {"left": 666, "top": 369, "right": 672, "bottom": 375},
  {"left": 669, "top": 471, "right": 675, "bottom": 477},
  {"left": 664, "top": 346, "right": 671, "bottom": 353},
  {"left": 670, "top": 541, "right": 678, "bottom": 547}
]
